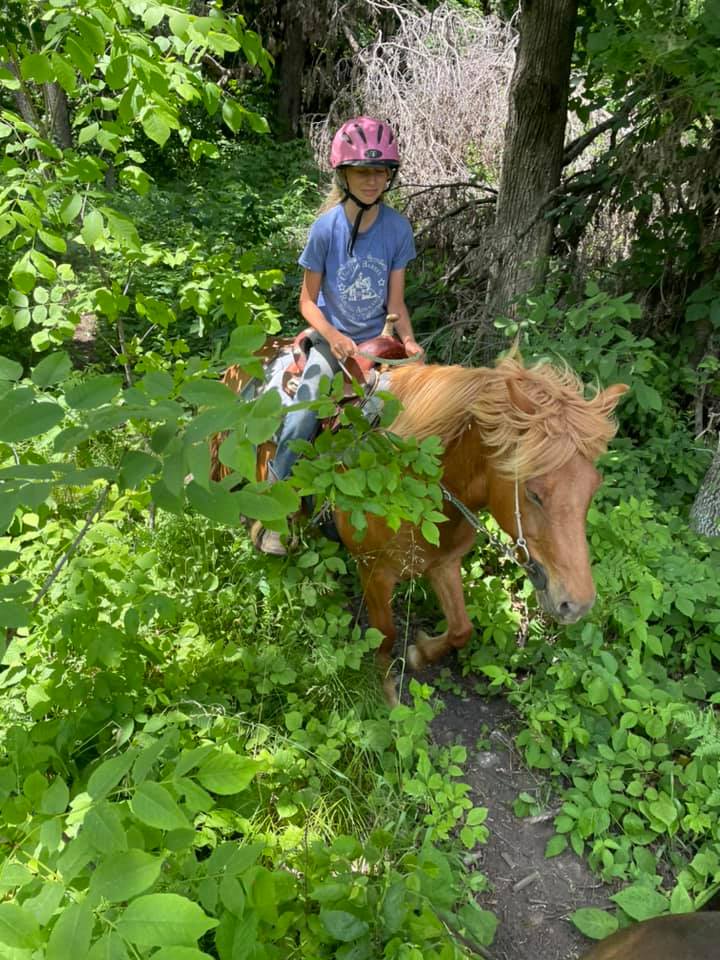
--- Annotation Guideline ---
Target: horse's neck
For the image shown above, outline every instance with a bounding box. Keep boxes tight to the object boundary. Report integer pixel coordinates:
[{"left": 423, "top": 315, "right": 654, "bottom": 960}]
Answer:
[{"left": 442, "top": 425, "right": 490, "bottom": 510}]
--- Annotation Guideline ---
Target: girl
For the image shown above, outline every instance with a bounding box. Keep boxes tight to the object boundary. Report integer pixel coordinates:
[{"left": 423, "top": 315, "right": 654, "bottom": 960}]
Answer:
[{"left": 258, "top": 116, "right": 423, "bottom": 555}]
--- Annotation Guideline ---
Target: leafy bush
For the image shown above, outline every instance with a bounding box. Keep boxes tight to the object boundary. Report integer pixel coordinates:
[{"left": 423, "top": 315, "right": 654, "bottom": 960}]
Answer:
[
  {"left": 0, "top": 483, "right": 497, "bottom": 956},
  {"left": 456, "top": 492, "right": 720, "bottom": 925}
]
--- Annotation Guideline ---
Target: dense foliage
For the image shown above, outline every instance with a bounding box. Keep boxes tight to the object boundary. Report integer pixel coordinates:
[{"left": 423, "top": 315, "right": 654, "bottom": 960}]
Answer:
[{"left": 1, "top": 0, "right": 719, "bottom": 956}]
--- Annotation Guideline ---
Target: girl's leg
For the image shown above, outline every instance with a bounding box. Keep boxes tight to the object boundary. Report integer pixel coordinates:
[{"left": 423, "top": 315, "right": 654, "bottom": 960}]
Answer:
[{"left": 270, "top": 340, "right": 339, "bottom": 480}]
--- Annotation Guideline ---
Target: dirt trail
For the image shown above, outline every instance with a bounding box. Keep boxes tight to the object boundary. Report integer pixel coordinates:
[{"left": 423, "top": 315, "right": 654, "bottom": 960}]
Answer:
[{"left": 427, "top": 670, "right": 612, "bottom": 960}]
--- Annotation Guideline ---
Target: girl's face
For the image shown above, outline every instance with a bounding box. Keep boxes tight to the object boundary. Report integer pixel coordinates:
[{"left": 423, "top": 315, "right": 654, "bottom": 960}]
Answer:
[{"left": 344, "top": 166, "right": 391, "bottom": 204}]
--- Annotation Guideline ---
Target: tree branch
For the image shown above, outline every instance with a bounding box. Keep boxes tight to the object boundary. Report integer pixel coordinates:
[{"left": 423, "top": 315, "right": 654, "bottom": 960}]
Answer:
[
  {"left": 562, "top": 88, "right": 644, "bottom": 167},
  {"left": 32, "top": 483, "right": 112, "bottom": 608}
]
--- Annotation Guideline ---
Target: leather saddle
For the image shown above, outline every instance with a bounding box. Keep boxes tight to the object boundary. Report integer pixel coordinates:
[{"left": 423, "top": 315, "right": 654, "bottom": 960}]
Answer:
[{"left": 283, "top": 326, "right": 408, "bottom": 399}]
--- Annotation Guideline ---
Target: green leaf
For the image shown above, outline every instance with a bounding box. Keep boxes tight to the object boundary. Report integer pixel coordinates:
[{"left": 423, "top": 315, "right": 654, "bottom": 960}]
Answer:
[
  {"left": 185, "top": 482, "right": 247, "bottom": 524},
  {"left": 32, "top": 352, "right": 72, "bottom": 387},
  {"left": 0, "top": 399, "right": 64, "bottom": 441},
  {"left": 104, "top": 208, "right": 141, "bottom": 251},
  {"left": 587, "top": 676, "right": 609, "bottom": 705},
  {"left": 83, "top": 802, "right": 128, "bottom": 854},
  {"left": 221, "top": 99, "right": 245, "bottom": 133},
  {"left": 153, "top": 950, "right": 215, "bottom": 960},
  {"left": 106, "top": 55, "right": 131, "bottom": 89},
  {"left": 611, "top": 883, "right": 669, "bottom": 921},
  {"left": 457, "top": 903, "right": 498, "bottom": 947},
  {"left": 570, "top": 907, "right": 618, "bottom": 940},
  {"left": 649, "top": 794, "right": 678, "bottom": 828},
  {"left": 545, "top": 834, "right": 568, "bottom": 857},
  {"left": 0, "top": 356, "right": 23, "bottom": 381},
  {"left": 222, "top": 324, "right": 267, "bottom": 363},
  {"left": 231, "top": 487, "right": 289, "bottom": 523},
  {"left": 50, "top": 52, "right": 77, "bottom": 93},
  {"left": 115, "top": 893, "right": 218, "bottom": 946},
  {"left": 87, "top": 750, "right": 136, "bottom": 801},
  {"left": 47, "top": 900, "right": 93, "bottom": 960},
  {"left": 196, "top": 751, "right": 260, "bottom": 795},
  {"left": 246, "top": 388, "right": 283, "bottom": 444},
  {"left": 670, "top": 881, "right": 693, "bottom": 914},
  {"left": 181, "top": 379, "right": 240, "bottom": 407},
  {"left": 38, "top": 229, "right": 67, "bottom": 253},
  {"left": 75, "top": 15, "right": 106, "bottom": 54},
  {"left": 21, "top": 53, "right": 55, "bottom": 83},
  {"left": 60, "top": 194, "right": 83, "bottom": 225},
  {"left": 23, "top": 880, "right": 65, "bottom": 927},
  {"left": 91, "top": 850, "right": 163, "bottom": 902},
  {"left": 78, "top": 122, "right": 99, "bottom": 146},
  {"left": 319, "top": 909, "right": 369, "bottom": 942},
  {"left": 82, "top": 209, "right": 105, "bottom": 247},
  {"left": 421, "top": 519, "right": 440, "bottom": 545},
  {"left": 65, "top": 374, "right": 122, "bottom": 410},
  {"left": 130, "top": 781, "right": 190, "bottom": 831},
  {"left": 218, "top": 434, "right": 255, "bottom": 480},
  {"left": 335, "top": 471, "right": 364, "bottom": 497},
  {"left": 141, "top": 110, "right": 173, "bottom": 147},
  {"left": 0, "top": 902, "right": 41, "bottom": 949},
  {"left": 41, "top": 777, "right": 70, "bottom": 814},
  {"left": 119, "top": 451, "right": 161, "bottom": 488},
  {"left": 591, "top": 776, "right": 611, "bottom": 808},
  {"left": 634, "top": 381, "right": 663, "bottom": 412},
  {"left": 0, "top": 601, "right": 29, "bottom": 628}
]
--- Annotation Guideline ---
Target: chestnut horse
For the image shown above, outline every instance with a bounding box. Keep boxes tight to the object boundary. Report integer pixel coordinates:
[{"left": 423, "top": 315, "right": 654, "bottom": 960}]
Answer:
[
  {"left": 333, "top": 355, "right": 627, "bottom": 701},
  {"left": 212, "top": 353, "right": 627, "bottom": 702}
]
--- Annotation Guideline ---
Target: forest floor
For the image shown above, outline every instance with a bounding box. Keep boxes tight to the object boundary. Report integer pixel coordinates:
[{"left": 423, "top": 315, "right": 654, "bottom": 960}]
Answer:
[{"left": 423, "top": 667, "right": 613, "bottom": 960}]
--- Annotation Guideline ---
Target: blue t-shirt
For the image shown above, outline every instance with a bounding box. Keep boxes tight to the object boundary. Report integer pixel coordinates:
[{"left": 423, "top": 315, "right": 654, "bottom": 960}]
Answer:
[{"left": 298, "top": 203, "right": 416, "bottom": 341}]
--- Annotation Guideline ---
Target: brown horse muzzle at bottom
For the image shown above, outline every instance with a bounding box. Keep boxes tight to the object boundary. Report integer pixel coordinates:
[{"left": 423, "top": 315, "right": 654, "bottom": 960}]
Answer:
[
  {"left": 578, "top": 912, "right": 720, "bottom": 960},
  {"left": 536, "top": 588, "right": 596, "bottom": 624}
]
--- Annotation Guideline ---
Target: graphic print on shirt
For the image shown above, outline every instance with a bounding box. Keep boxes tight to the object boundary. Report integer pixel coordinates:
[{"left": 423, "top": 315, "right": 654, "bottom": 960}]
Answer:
[{"left": 336, "top": 255, "right": 387, "bottom": 322}]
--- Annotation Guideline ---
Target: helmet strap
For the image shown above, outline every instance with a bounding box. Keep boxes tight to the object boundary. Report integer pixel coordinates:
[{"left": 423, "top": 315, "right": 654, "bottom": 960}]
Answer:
[
  {"left": 342, "top": 188, "right": 378, "bottom": 256},
  {"left": 339, "top": 166, "right": 398, "bottom": 256}
]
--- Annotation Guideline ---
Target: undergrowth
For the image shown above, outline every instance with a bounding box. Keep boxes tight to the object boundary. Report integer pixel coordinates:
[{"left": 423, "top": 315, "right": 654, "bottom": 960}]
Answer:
[{"left": 0, "top": 498, "right": 496, "bottom": 958}]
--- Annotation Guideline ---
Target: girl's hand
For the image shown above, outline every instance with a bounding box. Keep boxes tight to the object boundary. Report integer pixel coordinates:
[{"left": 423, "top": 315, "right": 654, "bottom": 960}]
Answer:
[
  {"left": 403, "top": 338, "right": 424, "bottom": 359},
  {"left": 329, "top": 333, "right": 357, "bottom": 361}
]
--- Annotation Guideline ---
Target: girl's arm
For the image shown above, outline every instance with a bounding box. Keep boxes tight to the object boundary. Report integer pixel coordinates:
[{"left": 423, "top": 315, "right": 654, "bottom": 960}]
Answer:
[
  {"left": 299, "top": 270, "right": 357, "bottom": 359},
  {"left": 387, "top": 269, "right": 423, "bottom": 357}
]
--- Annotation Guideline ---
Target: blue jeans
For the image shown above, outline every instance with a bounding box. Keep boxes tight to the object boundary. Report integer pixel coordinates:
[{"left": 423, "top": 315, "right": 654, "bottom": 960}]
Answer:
[{"left": 270, "top": 338, "right": 340, "bottom": 480}]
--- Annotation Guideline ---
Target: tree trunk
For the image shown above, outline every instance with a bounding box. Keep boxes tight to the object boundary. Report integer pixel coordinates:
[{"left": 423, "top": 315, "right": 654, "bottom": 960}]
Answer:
[
  {"left": 4, "top": 60, "right": 41, "bottom": 129},
  {"left": 691, "top": 439, "right": 720, "bottom": 537},
  {"left": 276, "top": 0, "right": 305, "bottom": 140},
  {"left": 43, "top": 82, "right": 73, "bottom": 149},
  {"left": 485, "top": 0, "right": 578, "bottom": 325}
]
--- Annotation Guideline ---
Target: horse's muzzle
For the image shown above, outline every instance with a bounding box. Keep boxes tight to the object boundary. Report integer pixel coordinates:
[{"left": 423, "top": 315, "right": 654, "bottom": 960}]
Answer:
[{"left": 537, "top": 589, "right": 595, "bottom": 624}]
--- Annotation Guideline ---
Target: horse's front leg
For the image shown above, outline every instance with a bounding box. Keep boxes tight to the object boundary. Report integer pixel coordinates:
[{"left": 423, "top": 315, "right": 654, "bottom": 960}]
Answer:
[
  {"left": 408, "top": 558, "right": 473, "bottom": 670},
  {"left": 358, "top": 561, "right": 400, "bottom": 705}
]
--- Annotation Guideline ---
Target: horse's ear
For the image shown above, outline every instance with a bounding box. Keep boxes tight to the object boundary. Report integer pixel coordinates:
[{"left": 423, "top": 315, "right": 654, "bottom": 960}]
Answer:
[
  {"left": 506, "top": 376, "right": 537, "bottom": 415},
  {"left": 597, "top": 383, "right": 630, "bottom": 413}
]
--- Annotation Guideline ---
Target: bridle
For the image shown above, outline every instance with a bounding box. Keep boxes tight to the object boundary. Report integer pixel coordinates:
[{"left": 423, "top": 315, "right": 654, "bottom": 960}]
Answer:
[{"left": 439, "top": 478, "right": 548, "bottom": 591}]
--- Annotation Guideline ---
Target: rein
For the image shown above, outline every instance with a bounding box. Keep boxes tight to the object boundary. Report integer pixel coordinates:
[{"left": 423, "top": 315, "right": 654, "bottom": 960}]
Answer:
[{"left": 440, "top": 480, "right": 548, "bottom": 590}]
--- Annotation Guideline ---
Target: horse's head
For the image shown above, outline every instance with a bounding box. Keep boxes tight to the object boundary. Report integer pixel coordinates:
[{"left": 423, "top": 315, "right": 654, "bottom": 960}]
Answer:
[
  {"left": 487, "top": 453, "right": 601, "bottom": 622},
  {"left": 485, "top": 375, "right": 629, "bottom": 624}
]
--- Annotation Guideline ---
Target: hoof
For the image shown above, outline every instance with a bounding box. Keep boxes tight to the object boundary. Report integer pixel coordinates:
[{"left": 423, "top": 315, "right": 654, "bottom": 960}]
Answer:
[
  {"left": 406, "top": 644, "right": 425, "bottom": 671},
  {"left": 382, "top": 675, "right": 399, "bottom": 707}
]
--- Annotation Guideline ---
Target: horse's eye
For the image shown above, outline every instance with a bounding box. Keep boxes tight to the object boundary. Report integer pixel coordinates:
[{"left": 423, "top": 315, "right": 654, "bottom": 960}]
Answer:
[{"left": 526, "top": 489, "right": 543, "bottom": 507}]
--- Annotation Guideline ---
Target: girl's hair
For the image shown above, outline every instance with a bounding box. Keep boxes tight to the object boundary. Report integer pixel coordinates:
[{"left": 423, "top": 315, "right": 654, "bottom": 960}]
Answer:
[{"left": 318, "top": 177, "right": 345, "bottom": 214}]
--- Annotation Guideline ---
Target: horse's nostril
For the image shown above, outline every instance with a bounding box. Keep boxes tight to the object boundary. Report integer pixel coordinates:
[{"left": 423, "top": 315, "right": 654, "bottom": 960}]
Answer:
[{"left": 558, "top": 597, "right": 594, "bottom": 621}]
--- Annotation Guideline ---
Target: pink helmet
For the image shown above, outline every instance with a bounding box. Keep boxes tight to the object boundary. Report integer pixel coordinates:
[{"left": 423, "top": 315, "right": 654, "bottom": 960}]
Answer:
[{"left": 330, "top": 116, "right": 400, "bottom": 169}]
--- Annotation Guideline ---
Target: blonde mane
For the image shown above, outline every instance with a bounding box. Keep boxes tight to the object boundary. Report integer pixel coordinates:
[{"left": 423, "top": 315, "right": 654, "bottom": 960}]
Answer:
[{"left": 387, "top": 355, "right": 620, "bottom": 480}]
